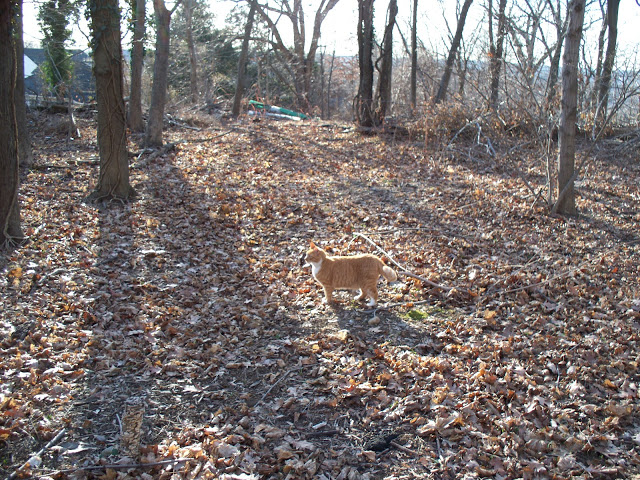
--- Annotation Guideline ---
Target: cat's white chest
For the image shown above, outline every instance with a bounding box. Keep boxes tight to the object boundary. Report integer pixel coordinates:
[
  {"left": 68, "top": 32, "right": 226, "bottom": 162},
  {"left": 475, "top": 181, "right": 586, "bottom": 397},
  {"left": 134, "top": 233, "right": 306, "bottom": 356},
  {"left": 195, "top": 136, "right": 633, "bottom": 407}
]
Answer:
[{"left": 309, "top": 260, "right": 323, "bottom": 279}]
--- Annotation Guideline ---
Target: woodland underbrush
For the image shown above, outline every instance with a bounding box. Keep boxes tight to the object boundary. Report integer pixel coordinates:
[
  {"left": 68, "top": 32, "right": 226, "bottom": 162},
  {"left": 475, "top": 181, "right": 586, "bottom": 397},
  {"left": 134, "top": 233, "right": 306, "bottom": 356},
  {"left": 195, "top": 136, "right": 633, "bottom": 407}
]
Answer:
[{"left": 1, "top": 109, "right": 639, "bottom": 479}]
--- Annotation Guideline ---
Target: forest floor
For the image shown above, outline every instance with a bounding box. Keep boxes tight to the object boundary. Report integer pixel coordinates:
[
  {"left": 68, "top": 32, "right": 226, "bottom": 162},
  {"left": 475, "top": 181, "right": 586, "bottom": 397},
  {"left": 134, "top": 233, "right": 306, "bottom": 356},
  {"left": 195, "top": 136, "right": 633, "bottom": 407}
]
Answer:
[{"left": 1, "top": 110, "right": 640, "bottom": 480}]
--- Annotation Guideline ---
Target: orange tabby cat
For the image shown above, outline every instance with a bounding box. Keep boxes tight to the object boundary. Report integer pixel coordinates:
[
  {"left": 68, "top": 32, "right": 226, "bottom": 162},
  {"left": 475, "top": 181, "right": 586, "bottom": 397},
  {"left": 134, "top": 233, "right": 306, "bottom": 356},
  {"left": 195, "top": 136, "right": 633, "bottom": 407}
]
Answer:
[{"left": 305, "top": 242, "right": 397, "bottom": 307}]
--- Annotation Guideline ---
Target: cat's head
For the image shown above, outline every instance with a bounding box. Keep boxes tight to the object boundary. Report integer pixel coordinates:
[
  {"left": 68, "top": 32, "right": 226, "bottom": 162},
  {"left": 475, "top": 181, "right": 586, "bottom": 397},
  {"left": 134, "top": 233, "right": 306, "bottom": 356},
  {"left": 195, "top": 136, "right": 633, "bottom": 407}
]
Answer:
[{"left": 304, "top": 241, "right": 326, "bottom": 264}]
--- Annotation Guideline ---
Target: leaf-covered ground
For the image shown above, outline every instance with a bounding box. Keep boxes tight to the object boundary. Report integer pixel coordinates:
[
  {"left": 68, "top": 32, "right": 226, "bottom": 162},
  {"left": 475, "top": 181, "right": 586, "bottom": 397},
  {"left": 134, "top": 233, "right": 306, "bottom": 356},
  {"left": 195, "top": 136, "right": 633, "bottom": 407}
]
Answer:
[{"left": 1, "top": 112, "right": 640, "bottom": 479}]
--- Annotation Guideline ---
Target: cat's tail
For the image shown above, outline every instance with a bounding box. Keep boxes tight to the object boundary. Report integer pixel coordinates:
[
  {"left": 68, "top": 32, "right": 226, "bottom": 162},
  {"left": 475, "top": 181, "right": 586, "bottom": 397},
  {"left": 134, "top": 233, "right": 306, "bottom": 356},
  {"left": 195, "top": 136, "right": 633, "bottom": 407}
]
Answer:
[{"left": 382, "top": 265, "right": 397, "bottom": 282}]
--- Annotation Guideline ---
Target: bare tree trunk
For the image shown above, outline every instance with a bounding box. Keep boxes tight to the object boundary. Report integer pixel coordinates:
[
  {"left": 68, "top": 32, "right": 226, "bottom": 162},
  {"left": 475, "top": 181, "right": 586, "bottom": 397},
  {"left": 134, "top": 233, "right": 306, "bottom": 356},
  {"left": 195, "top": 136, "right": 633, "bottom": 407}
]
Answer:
[
  {"left": 595, "top": 0, "right": 619, "bottom": 124},
  {"left": 433, "top": 0, "right": 474, "bottom": 105},
  {"left": 128, "top": 0, "right": 145, "bottom": 132},
  {"left": 232, "top": 0, "right": 256, "bottom": 118},
  {"left": 14, "top": 0, "right": 33, "bottom": 167},
  {"left": 456, "top": 54, "right": 468, "bottom": 98},
  {"left": 554, "top": 0, "right": 585, "bottom": 216},
  {"left": 66, "top": 89, "right": 79, "bottom": 138},
  {"left": 88, "top": 0, "right": 135, "bottom": 200},
  {"left": 545, "top": 0, "right": 568, "bottom": 108},
  {"left": 356, "top": 0, "right": 375, "bottom": 127},
  {"left": 145, "top": 0, "right": 176, "bottom": 147},
  {"left": 184, "top": 0, "right": 198, "bottom": 103},
  {"left": 410, "top": 0, "right": 418, "bottom": 109},
  {"left": 319, "top": 49, "right": 326, "bottom": 118},
  {"left": 303, "top": 0, "right": 340, "bottom": 110},
  {"left": 374, "top": 0, "right": 398, "bottom": 125},
  {"left": 1, "top": 0, "right": 24, "bottom": 246},
  {"left": 591, "top": 0, "right": 607, "bottom": 107},
  {"left": 256, "top": 56, "right": 263, "bottom": 100},
  {"left": 326, "top": 49, "right": 335, "bottom": 119},
  {"left": 488, "top": 0, "right": 507, "bottom": 110}
]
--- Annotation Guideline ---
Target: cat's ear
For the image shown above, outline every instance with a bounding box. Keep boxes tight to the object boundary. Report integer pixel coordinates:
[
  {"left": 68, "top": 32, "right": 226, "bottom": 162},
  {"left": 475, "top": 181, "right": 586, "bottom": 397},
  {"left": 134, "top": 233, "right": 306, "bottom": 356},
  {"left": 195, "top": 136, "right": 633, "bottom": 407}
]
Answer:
[{"left": 310, "top": 240, "right": 316, "bottom": 248}]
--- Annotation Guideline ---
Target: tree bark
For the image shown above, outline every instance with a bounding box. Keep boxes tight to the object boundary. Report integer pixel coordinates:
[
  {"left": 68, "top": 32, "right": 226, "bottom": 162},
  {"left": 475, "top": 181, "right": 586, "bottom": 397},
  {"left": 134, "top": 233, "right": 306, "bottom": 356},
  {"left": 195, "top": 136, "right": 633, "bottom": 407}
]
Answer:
[
  {"left": 356, "top": 0, "right": 374, "bottom": 127},
  {"left": 184, "top": 0, "right": 198, "bottom": 103},
  {"left": 232, "top": 0, "right": 256, "bottom": 118},
  {"left": 544, "top": 0, "right": 568, "bottom": 108},
  {"left": 0, "top": 0, "right": 24, "bottom": 246},
  {"left": 456, "top": 53, "right": 468, "bottom": 97},
  {"left": 88, "top": 0, "right": 135, "bottom": 200},
  {"left": 326, "top": 49, "right": 335, "bottom": 119},
  {"left": 554, "top": 0, "right": 585, "bottom": 216},
  {"left": 433, "top": 0, "right": 474, "bottom": 105},
  {"left": 144, "top": 0, "right": 174, "bottom": 148},
  {"left": 410, "top": 0, "right": 418, "bottom": 109},
  {"left": 596, "top": 0, "right": 620, "bottom": 123},
  {"left": 14, "top": 0, "right": 33, "bottom": 167},
  {"left": 128, "top": 0, "right": 146, "bottom": 132},
  {"left": 488, "top": 0, "right": 507, "bottom": 110},
  {"left": 374, "top": 0, "right": 397, "bottom": 125},
  {"left": 302, "top": 0, "right": 340, "bottom": 110},
  {"left": 591, "top": 0, "right": 607, "bottom": 108},
  {"left": 319, "top": 49, "right": 325, "bottom": 118}
]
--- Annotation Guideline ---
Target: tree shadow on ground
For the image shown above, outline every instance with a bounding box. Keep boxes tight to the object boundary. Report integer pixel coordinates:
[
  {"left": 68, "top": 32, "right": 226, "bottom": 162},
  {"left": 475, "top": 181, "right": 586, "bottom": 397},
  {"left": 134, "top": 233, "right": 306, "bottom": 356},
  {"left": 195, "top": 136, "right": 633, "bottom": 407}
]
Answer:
[
  {"left": 71, "top": 156, "right": 264, "bottom": 437},
  {"left": 57, "top": 125, "right": 470, "bottom": 476},
  {"left": 37, "top": 146, "right": 305, "bottom": 476},
  {"left": 5, "top": 119, "right": 640, "bottom": 479}
]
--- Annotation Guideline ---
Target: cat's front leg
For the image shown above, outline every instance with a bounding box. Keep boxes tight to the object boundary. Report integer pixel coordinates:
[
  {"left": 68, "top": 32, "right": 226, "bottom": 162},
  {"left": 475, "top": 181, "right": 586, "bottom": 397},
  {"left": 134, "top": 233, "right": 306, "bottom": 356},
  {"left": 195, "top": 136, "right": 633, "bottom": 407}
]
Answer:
[{"left": 323, "top": 286, "right": 335, "bottom": 304}]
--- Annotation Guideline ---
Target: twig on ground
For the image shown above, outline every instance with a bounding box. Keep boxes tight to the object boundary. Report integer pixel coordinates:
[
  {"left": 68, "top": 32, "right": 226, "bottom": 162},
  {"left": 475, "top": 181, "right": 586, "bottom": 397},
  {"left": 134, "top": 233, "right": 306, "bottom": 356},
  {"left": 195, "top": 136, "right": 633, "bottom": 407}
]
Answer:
[
  {"left": 390, "top": 440, "right": 420, "bottom": 456},
  {"left": 477, "top": 253, "right": 541, "bottom": 304},
  {"left": 8, "top": 428, "right": 66, "bottom": 480},
  {"left": 362, "top": 299, "right": 432, "bottom": 314},
  {"left": 167, "top": 117, "right": 202, "bottom": 131},
  {"left": 66, "top": 158, "right": 100, "bottom": 165},
  {"left": 132, "top": 143, "right": 177, "bottom": 169},
  {"left": 453, "top": 200, "right": 483, "bottom": 212},
  {"left": 135, "top": 148, "right": 152, "bottom": 163},
  {"left": 116, "top": 413, "right": 123, "bottom": 435},
  {"left": 352, "top": 232, "right": 455, "bottom": 292},
  {"left": 47, "top": 458, "right": 192, "bottom": 475},
  {"left": 399, "top": 270, "right": 453, "bottom": 291},
  {"left": 306, "top": 429, "right": 340, "bottom": 438},
  {"left": 502, "top": 265, "right": 583, "bottom": 294},
  {"left": 255, "top": 367, "right": 297, "bottom": 405}
]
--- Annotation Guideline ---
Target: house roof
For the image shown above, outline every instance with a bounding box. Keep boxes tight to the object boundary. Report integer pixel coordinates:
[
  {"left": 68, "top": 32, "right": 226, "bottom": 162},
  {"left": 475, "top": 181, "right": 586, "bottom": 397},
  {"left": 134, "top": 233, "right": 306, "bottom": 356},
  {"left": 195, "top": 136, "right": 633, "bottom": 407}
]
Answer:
[
  {"left": 23, "top": 47, "right": 95, "bottom": 98},
  {"left": 24, "top": 54, "right": 37, "bottom": 77}
]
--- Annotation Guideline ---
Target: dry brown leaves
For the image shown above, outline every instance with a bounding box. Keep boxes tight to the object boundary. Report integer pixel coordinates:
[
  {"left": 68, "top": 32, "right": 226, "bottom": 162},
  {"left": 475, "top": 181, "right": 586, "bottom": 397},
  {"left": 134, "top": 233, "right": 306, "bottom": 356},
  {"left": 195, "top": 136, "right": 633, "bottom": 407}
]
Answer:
[{"left": 1, "top": 112, "right": 639, "bottom": 479}]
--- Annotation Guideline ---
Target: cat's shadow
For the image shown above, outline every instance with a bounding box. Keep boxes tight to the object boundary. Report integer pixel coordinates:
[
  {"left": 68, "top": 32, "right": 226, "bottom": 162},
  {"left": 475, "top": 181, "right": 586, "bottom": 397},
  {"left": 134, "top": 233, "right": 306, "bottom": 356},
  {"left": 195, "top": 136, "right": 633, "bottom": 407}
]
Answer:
[{"left": 322, "top": 297, "right": 436, "bottom": 352}]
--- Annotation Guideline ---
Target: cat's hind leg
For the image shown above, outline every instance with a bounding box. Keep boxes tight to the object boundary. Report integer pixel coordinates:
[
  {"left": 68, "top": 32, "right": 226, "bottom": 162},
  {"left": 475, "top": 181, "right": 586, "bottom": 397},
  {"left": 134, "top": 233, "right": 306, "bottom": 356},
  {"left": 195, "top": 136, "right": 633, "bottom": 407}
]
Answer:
[
  {"left": 355, "top": 289, "right": 366, "bottom": 302},
  {"left": 364, "top": 286, "right": 378, "bottom": 307}
]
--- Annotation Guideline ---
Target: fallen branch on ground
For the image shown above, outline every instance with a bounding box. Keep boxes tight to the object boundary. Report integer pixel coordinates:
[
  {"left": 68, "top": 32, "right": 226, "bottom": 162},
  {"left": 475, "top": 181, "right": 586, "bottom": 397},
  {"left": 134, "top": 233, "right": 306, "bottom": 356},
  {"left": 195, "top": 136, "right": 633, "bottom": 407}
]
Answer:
[
  {"left": 352, "top": 232, "right": 455, "bottom": 292},
  {"left": 45, "top": 458, "right": 192, "bottom": 475},
  {"left": 8, "top": 429, "right": 66, "bottom": 480},
  {"left": 167, "top": 117, "right": 202, "bottom": 131},
  {"left": 132, "top": 143, "right": 177, "bottom": 169}
]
